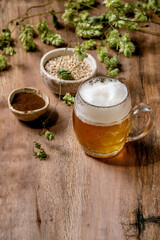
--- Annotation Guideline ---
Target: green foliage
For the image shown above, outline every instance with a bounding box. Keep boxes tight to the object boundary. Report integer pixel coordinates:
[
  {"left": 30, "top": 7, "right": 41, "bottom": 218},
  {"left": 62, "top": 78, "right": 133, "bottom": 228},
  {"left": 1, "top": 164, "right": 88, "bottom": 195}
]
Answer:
[
  {"left": 80, "top": 11, "right": 91, "bottom": 21},
  {"left": 136, "top": 1, "right": 143, "bottom": 7},
  {"left": 36, "top": 21, "right": 48, "bottom": 32},
  {"left": 33, "top": 130, "right": 54, "bottom": 160},
  {"left": 113, "top": 20, "right": 139, "bottom": 31},
  {"left": 63, "top": 93, "right": 75, "bottom": 106},
  {"left": 97, "top": 47, "right": 109, "bottom": 62},
  {"left": 34, "top": 149, "right": 47, "bottom": 160},
  {"left": 105, "top": 56, "right": 120, "bottom": 68},
  {"left": 78, "top": 0, "right": 95, "bottom": 6},
  {"left": 0, "top": 29, "right": 12, "bottom": 50},
  {"left": 58, "top": 69, "right": 72, "bottom": 80},
  {"left": 134, "top": 9, "right": 148, "bottom": 22},
  {"left": 0, "top": 54, "right": 7, "bottom": 71},
  {"left": 62, "top": 9, "right": 78, "bottom": 25},
  {"left": 4, "top": 46, "right": 16, "bottom": 56},
  {"left": 38, "top": 130, "right": 45, "bottom": 136},
  {"left": 118, "top": 33, "right": 135, "bottom": 58},
  {"left": 106, "top": 68, "right": 120, "bottom": 77},
  {"left": 97, "top": 46, "right": 120, "bottom": 77},
  {"left": 51, "top": 10, "right": 61, "bottom": 29},
  {"left": 34, "top": 141, "right": 41, "bottom": 149},
  {"left": 74, "top": 43, "right": 88, "bottom": 61},
  {"left": 104, "top": 0, "right": 149, "bottom": 31},
  {"left": 76, "top": 22, "right": 103, "bottom": 38},
  {"left": 139, "top": 0, "right": 160, "bottom": 16},
  {"left": 45, "top": 131, "right": 54, "bottom": 141},
  {"left": 36, "top": 21, "right": 63, "bottom": 47},
  {"left": 87, "top": 16, "right": 104, "bottom": 24},
  {"left": 105, "top": 29, "right": 119, "bottom": 48},
  {"left": 64, "top": 0, "right": 95, "bottom": 11},
  {"left": 104, "top": 0, "right": 125, "bottom": 8},
  {"left": 82, "top": 39, "right": 96, "bottom": 49},
  {"left": 105, "top": 30, "right": 135, "bottom": 58},
  {"left": 19, "top": 24, "right": 36, "bottom": 51}
]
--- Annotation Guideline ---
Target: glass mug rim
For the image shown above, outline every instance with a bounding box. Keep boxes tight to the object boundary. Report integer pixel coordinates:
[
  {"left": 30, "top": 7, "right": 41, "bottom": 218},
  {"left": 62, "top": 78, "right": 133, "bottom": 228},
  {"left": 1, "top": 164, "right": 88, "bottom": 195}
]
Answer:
[{"left": 77, "top": 76, "right": 130, "bottom": 109}]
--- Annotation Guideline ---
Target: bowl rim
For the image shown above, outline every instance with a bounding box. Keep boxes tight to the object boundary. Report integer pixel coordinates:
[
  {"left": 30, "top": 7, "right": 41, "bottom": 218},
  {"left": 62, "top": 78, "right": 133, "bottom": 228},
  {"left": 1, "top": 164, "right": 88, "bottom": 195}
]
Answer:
[
  {"left": 8, "top": 87, "right": 50, "bottom": 115},
  {"left": 40, "top": 48, "right": 97, "bottom": 83}
]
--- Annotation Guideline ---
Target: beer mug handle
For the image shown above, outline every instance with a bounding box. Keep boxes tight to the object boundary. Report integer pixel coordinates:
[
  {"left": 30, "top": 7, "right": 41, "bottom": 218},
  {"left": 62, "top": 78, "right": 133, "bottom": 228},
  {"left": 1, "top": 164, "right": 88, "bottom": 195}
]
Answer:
[{"left": 127, "top": 102, "right": 153, "bottom": 142}]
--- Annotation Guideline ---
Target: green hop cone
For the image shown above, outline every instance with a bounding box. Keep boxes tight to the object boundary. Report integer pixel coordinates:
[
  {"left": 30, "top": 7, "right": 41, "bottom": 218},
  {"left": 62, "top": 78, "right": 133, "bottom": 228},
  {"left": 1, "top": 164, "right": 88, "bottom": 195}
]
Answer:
[
  {"left": 63, "top": 93, "right": 75, "bottom": 106},
  {"left": 106, "top": 68, "right": 120, "bottom": 77},
  {"left": 82, "top": 39, "right": 96, "bottom": 50},
  {"left": 4, "top": 46, "right": 16, "bottom": 56},
  {"left": 74, "top": 43, "right": 88, "bottom": 61},
  {"left": 0, "top": 54, "right": 7, "bottom": 71},
  {"left": 45, "top": 131, "right": 54, "bottom": 141}
]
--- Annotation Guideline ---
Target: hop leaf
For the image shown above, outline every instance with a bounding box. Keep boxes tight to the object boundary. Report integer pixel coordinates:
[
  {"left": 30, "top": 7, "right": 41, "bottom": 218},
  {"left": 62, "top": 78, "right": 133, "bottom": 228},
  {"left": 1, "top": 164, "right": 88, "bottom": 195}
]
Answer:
[
  {"left": 74, "top": 43, "right": 88, "bottom": 61},
  {"left": 0, "top": 54, "right": 7, "bottom": 71},
  {"left": 87, "top": 16, "right": 103, "bottom": 24},
  {"left": 58, "top": 69, "right": 72, "bottom": 80},
  {"left": 51, "top": 10, "right": 61, "bottom": 29}
]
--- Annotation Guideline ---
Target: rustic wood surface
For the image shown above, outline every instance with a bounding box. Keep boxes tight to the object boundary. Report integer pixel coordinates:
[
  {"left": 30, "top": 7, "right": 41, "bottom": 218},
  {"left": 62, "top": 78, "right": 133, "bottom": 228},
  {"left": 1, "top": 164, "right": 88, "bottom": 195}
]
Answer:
[{"left": 0, "top": 1, "right": 160, "bottom": 240}]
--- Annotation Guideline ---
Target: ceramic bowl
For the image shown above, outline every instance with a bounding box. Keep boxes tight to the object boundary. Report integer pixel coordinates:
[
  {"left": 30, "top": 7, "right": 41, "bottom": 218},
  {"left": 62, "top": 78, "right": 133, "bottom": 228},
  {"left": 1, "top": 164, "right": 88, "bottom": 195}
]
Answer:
[
  {"left": 40, "top": 48, "right": 97, "bottom": 95},
  {"left": 8, "top": 87, "right": 50, "bottom": 122}
]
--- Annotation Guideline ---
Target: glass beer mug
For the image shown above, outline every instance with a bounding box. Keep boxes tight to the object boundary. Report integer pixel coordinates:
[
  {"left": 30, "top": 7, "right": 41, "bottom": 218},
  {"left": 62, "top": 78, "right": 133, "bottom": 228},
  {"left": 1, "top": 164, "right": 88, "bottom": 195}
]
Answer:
[{"left": 73, "top": 77, "right": 153, "bottom": 158}]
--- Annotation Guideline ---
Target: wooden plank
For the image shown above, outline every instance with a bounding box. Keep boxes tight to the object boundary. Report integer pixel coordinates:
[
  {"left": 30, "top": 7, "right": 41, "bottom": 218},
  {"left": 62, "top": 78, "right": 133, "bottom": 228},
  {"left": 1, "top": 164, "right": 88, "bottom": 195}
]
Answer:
[{"left": 0, "top": 1, "right": 160, "bottom": 240}]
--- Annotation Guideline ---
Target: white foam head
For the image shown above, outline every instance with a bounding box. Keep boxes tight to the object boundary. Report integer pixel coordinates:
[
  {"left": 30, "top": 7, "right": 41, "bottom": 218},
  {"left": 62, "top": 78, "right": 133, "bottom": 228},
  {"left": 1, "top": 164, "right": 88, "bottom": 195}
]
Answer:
[{"left": 74, "top": 77, "right": 132, "bottom": 125}]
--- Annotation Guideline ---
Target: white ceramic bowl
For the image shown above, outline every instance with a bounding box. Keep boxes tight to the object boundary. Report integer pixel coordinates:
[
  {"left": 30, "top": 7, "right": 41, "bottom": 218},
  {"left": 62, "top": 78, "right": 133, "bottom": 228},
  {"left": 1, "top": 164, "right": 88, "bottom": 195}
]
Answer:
[
  {"left": 40, "top": 48, "right": 97, "bottom": 95},
  {"left": 8, "top": 87, "right": 50, "bottom": 122}
]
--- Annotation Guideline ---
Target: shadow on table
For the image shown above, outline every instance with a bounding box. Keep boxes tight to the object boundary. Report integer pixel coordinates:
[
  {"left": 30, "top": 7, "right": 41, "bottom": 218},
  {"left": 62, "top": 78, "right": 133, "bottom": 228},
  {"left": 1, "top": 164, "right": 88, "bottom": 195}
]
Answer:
[
  {"left": 20, "top": 106, "right": 58, "bottom": 129},
  {"left": 94, "top": 139, "right": 159, "bottom": 167}
]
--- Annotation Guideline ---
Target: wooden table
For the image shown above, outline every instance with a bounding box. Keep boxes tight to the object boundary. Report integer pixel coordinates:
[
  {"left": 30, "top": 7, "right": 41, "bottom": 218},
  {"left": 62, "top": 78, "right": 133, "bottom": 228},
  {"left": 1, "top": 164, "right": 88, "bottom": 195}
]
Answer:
[{"left": 0, "top": 1, "right": 160, "bottom": 239}]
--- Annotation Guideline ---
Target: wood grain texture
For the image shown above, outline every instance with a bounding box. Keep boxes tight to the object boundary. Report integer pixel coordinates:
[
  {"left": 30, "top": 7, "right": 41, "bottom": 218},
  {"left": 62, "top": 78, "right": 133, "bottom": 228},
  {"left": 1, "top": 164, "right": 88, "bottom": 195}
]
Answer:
[{"left": 0, "top": 1, "right": 160, "bottom": 240}]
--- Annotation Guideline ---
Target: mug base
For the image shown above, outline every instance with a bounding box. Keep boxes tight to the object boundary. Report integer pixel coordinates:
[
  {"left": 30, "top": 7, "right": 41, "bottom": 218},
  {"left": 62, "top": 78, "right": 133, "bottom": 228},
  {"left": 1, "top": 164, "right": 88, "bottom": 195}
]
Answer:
[{"left": 83, "top": 145, "right": 124, "bottom": 159}]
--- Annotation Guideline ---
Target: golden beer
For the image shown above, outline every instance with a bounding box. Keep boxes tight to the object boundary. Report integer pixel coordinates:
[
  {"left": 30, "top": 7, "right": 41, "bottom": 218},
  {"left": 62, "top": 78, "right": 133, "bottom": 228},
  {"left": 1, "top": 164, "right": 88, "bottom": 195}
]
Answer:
[
  {"left": 73, "top": 110, "right": 132, "bottom": 157},
  {"left": 73, "top": 77, "right": 132, "bottom": 158}
]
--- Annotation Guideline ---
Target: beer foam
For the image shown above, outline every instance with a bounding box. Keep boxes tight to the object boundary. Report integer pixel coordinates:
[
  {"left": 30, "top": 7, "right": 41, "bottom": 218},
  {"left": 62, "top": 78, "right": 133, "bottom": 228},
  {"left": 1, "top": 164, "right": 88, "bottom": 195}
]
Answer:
[
  {"left": 80, "top": 79, "right": 128, "bottom": 107},
  {"left": 75, "top": 78, "right": 132, "bottom": 125}
]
